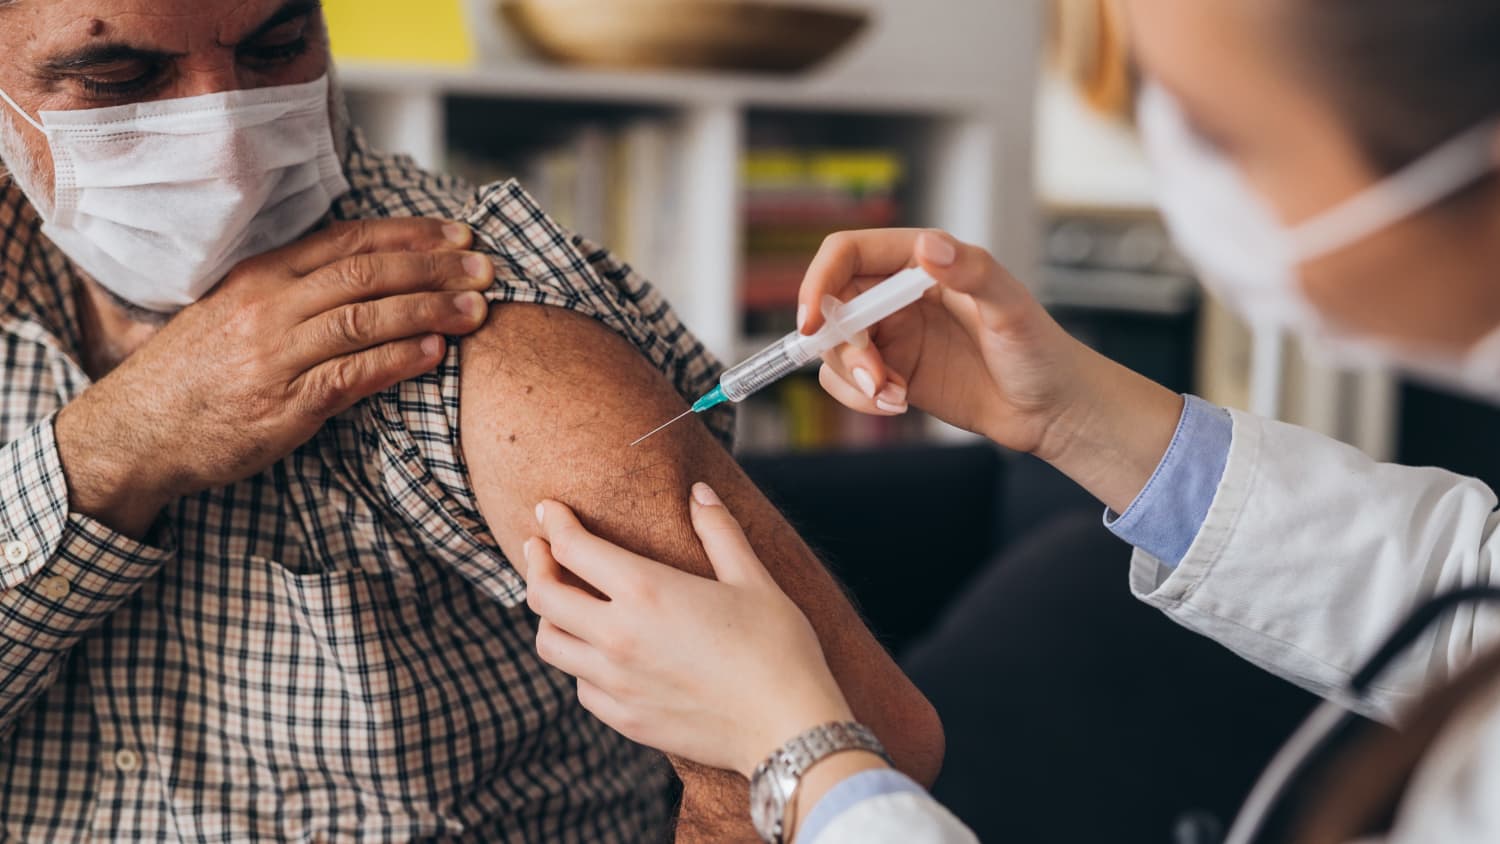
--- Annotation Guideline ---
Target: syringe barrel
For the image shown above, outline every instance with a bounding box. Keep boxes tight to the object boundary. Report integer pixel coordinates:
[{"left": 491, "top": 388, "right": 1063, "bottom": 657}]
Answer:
[
  {"left": 717, "top": 267, "right": 937, "bottom": 405},
  {"left": 719, "top": 334, "right": 815, "bottom": 403}
]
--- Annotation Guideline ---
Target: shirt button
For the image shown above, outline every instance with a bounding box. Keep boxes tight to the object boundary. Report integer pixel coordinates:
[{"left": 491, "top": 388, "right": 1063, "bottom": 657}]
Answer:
[
  {"left": 112, "top": 748, "right": 141, "bottom": 773},
  {"left": 38, "top": 575, "right": 70, "bottom": 600},
  {"left": 3, "top": 540, "right": 29, "bottom": 565}
]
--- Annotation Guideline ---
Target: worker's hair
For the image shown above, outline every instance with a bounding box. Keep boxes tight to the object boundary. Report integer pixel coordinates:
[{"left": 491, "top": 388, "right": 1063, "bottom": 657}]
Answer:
[{"left": 1279, "top": 1, "right": 1500, "bottom": 174}]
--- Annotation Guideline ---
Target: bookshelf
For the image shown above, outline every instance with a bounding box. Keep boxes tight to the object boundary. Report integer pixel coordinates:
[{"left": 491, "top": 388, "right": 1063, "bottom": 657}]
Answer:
[{"left": 336, "top": 2, "right": 1043, "bottom": 452}]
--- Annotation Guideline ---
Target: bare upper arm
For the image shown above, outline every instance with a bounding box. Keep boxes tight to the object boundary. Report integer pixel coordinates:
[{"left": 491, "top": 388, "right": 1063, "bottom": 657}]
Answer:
[{"left": 458, "top": 304, "right": 943, "bottom": 823}]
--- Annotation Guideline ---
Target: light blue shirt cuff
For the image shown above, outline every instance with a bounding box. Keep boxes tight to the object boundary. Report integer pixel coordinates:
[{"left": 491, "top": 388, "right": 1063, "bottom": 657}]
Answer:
[
  {"left": 798, "top": 768, "right": 926, "bottom": 844},
  {"left": 1104, "top": 394, "right": 1232, "bottom": 568}
]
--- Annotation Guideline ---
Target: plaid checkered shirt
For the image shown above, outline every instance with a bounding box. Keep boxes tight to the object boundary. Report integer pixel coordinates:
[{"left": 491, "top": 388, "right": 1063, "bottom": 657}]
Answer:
[{"left": 0, "top": 132, "right": 733, "bottom": 842}]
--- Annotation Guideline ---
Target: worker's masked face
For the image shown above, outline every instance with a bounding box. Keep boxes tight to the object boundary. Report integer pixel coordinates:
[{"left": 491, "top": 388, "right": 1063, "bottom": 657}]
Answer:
[
  {"left": 0, "top": 74, "right": 349, "bottom": 313},
  {"left": 1138, "top": 83, "right": 1500, "bottom": 387}
]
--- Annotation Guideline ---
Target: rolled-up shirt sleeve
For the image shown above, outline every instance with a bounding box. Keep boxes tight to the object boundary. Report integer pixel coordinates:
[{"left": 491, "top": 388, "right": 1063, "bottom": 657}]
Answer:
[
  {"left": 0, "top": 415, "right": 174, "bottom": 734},
  {"left": 1104, "top": 394, "right": 1232, "bottom": 568}
]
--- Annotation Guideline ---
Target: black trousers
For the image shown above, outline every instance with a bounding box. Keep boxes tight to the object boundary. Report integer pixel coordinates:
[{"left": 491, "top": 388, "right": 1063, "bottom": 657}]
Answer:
[{"left": 902, "top": 511, "right": 1321, "bottom": 844}]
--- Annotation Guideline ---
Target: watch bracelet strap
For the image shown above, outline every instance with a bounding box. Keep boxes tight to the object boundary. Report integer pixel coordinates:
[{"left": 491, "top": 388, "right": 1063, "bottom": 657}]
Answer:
[
  {"left": 757, "top": 721, "right": 891, "bottom": 843},
  {"left": 774, "top": 721, "right": 890, "bottom": 780}
]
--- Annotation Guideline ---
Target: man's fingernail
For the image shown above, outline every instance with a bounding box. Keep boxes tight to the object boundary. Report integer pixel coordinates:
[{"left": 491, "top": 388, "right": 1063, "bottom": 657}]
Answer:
[
  {"left": 456, "top": 291, "right": 487, "bottom": 319},
  {"left": 444, "top": 223, "right": 472, "bottom": 245},
  {"left": 849, "top": 330, "right": 870, "bottom": 351},
  {"left": 796, "top": 304, "right": 809, "bottom": 333},
  {"left": 852, "top": 367, "right": 878, "bottom": 398},
  {"left": 876, "top": 398, "right": 909, "bottom": 414},
  {"left": 877, "top": 382, "right": 907, "bottom": 404},
  {"left": 421, "top": 335, "right": 443, "bottom": 357},
  {"left": 920, "top": 233, "right": 958, "bottom": 267},
  {"left": 692, "top": 483, "right": 722, "bottom": 507},
  {"left": 463, "top": 252, "right": 493, "bottom": 280},
  {"left": 522, "top": 538, "right": 536, "bottom": 563},
  {"left": 535, "top": 503, "right": 546, "bottom": 526}
]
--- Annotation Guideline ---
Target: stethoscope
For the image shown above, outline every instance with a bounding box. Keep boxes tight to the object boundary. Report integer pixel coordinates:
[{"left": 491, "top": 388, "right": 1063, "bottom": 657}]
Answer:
[{"left": 1174, "top": 586, "right": 1500, "bottom": 844}]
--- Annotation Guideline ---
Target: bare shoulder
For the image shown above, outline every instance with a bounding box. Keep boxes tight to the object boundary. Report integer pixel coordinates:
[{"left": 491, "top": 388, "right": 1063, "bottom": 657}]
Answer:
[{"left": 458, "top": 303, "right": 721, "bottom": 564}]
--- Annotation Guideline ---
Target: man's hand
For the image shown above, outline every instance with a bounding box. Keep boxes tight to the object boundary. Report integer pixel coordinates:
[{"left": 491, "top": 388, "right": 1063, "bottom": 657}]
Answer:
[{"left": 55, "top": 218, "right": 495, "bottom": 538}]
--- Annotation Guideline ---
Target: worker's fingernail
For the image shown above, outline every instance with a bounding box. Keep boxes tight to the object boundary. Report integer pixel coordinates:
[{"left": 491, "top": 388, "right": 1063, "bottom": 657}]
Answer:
[
  {"left": 443, "top": 222, "right": 472, "bottom": 245},
  {"left": 521, "top": 538, "right": 536, "bottom": 567},
  {"left": 919, "top": 232, "right": 958, "bottom": 267},
  {"left": 852, "top": 367, "right": 878, "bottom": 398},
  {"left": 535, "top": 503, "right": 546, "bottom": 526},
  {"left": 463, "top": 252, "right": 493, "bottom": 280},
  {"left": 692, "top": 482, "right": 722, "bottom": 507},
  {"left": 877, "top": 382, "right": 906, "bottom": 405},
  {"left": 421, "top": 335, "right": 444, "bottom": 357},
  {"left": 455, "top": 291, "right": 487, "bottom": 320},
  {"left": 876, "top": 398, "right": 909, "bottom": 414},
  {"left": 796, "top": 304, "right": 809, "bottom": 333}
]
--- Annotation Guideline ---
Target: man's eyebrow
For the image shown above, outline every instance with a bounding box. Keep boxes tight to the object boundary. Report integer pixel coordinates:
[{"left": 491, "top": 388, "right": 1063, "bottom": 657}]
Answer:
[
  {"left": 41, "top": 44, "right": 182, "bottom": 74},
  {"left": 240, "top": 0, "right": 321, "bottom": 43},
  {"left": 37, "top": 1, "right": 319, "bottom": 73}
]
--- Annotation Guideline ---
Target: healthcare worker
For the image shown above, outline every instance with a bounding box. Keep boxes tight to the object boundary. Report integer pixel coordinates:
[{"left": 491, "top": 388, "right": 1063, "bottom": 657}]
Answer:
[{"left": 520, "top": 1, "right": 1500, "bottom": 842}]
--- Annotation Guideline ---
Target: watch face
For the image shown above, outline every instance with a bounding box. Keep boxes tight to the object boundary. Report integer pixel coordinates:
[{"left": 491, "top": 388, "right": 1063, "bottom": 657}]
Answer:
[{"left": 750, "top": 775, "right": 782, "bottom": 839}]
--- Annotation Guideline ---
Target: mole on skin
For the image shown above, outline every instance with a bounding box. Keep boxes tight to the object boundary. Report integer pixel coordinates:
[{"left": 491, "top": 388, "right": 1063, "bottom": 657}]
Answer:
[{"left": 88, "top": 18, "right": 106, "bottom": 36}]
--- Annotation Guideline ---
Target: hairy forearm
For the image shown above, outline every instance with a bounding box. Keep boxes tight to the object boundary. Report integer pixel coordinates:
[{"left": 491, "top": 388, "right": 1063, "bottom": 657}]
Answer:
[
  {"left": 463, "top": 305, "right": 943, "bottom": 837},
  {"left": 672, "top": 759, "right": 759, "bottom": 843}
]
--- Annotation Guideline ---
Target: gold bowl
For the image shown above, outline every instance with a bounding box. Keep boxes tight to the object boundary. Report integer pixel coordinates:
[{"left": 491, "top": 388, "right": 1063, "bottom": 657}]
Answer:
[{"left": 499, "top": 0, "right": 870, "bottom": 74}]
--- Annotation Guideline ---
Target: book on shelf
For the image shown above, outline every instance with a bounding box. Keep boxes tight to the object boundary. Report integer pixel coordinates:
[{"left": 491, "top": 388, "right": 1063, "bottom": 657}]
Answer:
[
  {"left": 445, "top": 118, "right": 683, "bottom": 307},
  {"left": 741, "top": 148, "right": 907, "bottom": 323}
]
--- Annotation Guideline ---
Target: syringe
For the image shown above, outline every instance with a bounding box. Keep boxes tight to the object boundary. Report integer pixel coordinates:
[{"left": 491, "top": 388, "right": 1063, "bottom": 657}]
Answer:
[{"left": 631, "top": 267, "right": 938, "bottom": 447}]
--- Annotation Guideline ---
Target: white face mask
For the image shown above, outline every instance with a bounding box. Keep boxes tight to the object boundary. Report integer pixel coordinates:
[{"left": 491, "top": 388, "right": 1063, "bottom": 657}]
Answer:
[
  {"left": 1137, "top": 83, "right": 1500, "bottom": 386},
  {"left": 0, "top": 75, "right": 349, "bottom": 312}
]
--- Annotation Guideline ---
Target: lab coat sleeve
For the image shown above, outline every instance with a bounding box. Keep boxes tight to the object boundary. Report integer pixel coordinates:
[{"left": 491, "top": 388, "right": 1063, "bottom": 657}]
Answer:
[
  {"left": 0, "top": 416, "right": 175, "bottom": 739},
  {"left": 802, "top": 770, "right": 979, "bottom": 844},
  {"left": 1131, "top": 408, "right": 1500, "bottom": 722}
]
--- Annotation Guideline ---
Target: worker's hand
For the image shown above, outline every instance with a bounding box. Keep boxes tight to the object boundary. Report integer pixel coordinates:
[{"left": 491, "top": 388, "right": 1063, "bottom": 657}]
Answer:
[
  {"left": 524, "top": 485, "right": 855, "bottom": 778},
  {"left": 798, "top": 229, "right": 1093, "bottom": 456},
  {"left": 55, "top": 217, "right": 494, "bottom": 537}
]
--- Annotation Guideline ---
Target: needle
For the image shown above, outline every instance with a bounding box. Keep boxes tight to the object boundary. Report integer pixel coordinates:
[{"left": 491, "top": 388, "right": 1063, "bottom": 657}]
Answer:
[{"left": 630, "top": 410, "right": 694, "bottom": 447}]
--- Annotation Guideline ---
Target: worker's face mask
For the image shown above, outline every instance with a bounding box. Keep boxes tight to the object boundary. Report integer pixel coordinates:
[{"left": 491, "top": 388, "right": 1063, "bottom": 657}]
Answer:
[
  {"left": 0, "top": 75, "right": 349, "bottom": 313},
  {"left": 1138, "top": 83, "right": 1500, "bottom": 383}
]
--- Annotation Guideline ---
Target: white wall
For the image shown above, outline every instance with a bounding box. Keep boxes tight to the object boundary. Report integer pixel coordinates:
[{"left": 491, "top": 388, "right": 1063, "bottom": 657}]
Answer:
[{"left": 1035, "top": 74, "right": 1155, "bottom": 209}]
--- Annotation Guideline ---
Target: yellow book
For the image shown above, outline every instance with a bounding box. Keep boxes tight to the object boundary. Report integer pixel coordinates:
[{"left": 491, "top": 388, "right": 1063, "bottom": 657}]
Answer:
[{"left": 323, "top": 0, "right": 475, "bottom": 66}]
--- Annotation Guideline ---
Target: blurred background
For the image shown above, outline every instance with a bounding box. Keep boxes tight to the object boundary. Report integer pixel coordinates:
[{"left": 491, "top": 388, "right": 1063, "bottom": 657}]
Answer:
[{"left": 324, "top": 1, "right": 1500, "bottom": 839}]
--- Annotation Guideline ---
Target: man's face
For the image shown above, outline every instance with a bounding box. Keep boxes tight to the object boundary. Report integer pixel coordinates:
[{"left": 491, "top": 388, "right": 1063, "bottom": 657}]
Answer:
[{"left": 0, "top": 0, "right": 332, "bottom": 208}]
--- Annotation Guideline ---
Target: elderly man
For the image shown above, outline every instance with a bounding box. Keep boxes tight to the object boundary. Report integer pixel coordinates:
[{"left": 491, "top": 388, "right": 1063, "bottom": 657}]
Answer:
[{"left": 0, "top": 1, "right": 942, "bottom": 841}]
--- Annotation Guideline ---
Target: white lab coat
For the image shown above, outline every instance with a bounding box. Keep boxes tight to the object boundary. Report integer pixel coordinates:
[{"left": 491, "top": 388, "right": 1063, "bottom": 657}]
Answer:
[{"left": 807, "top": 409, "right": 1500, "bottom": 843}]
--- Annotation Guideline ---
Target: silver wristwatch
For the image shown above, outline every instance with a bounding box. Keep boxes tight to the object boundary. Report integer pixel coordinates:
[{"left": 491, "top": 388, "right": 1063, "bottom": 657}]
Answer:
[{"left": 748, "top": 721, "right": 889, "bottom": 844}]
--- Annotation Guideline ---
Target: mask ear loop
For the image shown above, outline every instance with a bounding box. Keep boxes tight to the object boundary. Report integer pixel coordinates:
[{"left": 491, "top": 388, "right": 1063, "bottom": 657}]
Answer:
[
  {"left": 1288, "top": 119, "right": 1500, "bottom": 261},
  {"left": 0, "top": 87, "right": 46, "bottom": 134}
]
